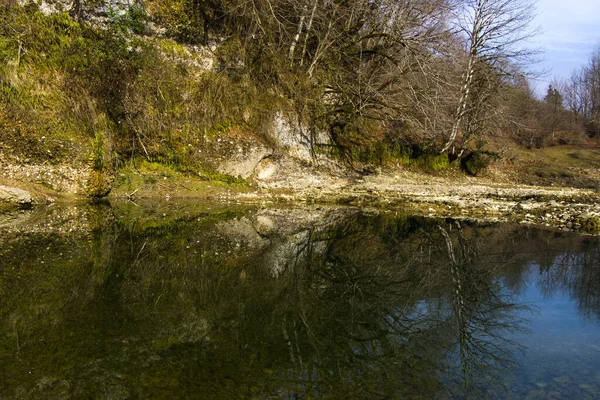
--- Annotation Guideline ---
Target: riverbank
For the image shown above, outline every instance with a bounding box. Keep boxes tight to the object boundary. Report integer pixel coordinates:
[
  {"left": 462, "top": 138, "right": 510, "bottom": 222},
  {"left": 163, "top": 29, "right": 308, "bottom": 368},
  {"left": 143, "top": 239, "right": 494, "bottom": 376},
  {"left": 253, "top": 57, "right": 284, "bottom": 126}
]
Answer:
[
  {"left": 2, "top": 153, "right": 599, "bottom": 234},
  {"left": 245, "top": 159, "right": 600, "bottom": 234}
]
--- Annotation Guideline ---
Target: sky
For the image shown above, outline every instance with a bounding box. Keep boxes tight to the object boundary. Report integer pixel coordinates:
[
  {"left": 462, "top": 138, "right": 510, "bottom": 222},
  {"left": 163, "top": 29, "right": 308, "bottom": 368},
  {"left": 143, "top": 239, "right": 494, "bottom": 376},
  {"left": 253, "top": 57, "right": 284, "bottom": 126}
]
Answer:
[{"left": 530, "top": 0, "right": 600, "bottom": 96}]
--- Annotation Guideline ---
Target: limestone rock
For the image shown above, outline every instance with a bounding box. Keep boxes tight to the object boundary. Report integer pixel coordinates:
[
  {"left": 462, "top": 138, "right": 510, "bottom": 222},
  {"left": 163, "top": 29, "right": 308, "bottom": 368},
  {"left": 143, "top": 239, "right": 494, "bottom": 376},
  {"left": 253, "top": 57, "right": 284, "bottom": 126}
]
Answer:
[
  {"left": 219, "top": 145, "right": 272, "bottom": 179},
  {"left": 255, "top": 158, "right": 278, "bottom": 181},
  {"left": 0, "top": 185, "right": 33, "bottom": 205},
  {"left": 270, "top": 112, "right": 329, "bottom": 162},
  {"left": 254, "top": 215, "right": 275, "bottom": 237}
]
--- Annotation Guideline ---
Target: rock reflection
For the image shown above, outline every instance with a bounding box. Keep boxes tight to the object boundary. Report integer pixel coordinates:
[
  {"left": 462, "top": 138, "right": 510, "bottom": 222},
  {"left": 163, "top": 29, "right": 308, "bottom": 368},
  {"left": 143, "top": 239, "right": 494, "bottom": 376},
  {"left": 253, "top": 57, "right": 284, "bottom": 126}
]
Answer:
[{"left": 0, "top": 204, "right": 599, "bottom": 398}]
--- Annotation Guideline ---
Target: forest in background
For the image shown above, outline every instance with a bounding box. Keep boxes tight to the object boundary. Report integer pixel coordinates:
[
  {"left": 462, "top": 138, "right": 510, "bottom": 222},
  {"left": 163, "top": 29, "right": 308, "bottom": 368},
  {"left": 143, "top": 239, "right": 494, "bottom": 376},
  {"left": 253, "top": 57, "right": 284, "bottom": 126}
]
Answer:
[{"left": 1, "top": 0, "right": 599, "bottom": 183}]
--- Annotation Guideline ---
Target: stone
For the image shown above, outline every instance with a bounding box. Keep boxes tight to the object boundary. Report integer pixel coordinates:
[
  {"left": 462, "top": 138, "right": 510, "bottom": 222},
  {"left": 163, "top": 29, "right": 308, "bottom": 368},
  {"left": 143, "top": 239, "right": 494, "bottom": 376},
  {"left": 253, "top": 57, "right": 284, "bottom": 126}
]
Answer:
[
  {"left": 526, "top": 390, "right": 546, "bottom": 399},
  {"left": 553, "top": 376, "right": 571, "bottom": 384},
  {"left": 255, "top": 158, "right": 278, "bottom": 181},
  {"left": 0, "top": 185, "right": 33, "bottom": 205},
  {"left": 219, "top": 145, "right": 272, "bottom": 179},
  {"left": 254, "top": 216, "right": 275, "bottom": 237}
]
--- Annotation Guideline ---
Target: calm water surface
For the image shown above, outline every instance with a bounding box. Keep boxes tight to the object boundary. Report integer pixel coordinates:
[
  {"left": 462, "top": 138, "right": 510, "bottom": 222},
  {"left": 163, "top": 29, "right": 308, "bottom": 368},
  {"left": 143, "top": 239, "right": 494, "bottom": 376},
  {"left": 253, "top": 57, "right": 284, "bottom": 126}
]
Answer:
[{"left": 1, "top": 202, "right": 600, "bottom": 399}]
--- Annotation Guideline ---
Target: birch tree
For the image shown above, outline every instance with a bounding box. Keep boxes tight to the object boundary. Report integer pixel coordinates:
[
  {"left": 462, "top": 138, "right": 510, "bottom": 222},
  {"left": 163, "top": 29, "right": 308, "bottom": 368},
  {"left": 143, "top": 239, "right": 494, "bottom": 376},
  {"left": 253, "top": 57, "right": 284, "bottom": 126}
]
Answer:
[{"left": 442, "top": 0, "right": 538, "bottom": 153}]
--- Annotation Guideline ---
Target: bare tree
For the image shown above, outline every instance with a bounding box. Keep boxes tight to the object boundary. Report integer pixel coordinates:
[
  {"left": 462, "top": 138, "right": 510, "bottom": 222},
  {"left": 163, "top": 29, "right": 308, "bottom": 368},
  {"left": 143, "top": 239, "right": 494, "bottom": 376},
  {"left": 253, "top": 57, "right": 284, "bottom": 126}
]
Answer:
[
  {"left": 442, "top": 0, "right": 538, "bottom": 153},
  {"left": 560, "top": 71, "right": 586, "bottom": 124},
  {"left": 561, "top": 46, "right": 600, "bottom": 136},
  {"left": 584, "top": 47, "right": 600, "bottom": 134}
]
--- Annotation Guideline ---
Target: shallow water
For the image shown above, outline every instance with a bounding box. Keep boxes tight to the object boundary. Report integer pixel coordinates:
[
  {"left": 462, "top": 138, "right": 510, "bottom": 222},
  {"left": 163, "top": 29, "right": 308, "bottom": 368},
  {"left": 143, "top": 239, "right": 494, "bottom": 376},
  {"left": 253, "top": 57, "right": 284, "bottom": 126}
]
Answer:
[{"left": 1, "top": 202, "right": 599, "bottom": 399}]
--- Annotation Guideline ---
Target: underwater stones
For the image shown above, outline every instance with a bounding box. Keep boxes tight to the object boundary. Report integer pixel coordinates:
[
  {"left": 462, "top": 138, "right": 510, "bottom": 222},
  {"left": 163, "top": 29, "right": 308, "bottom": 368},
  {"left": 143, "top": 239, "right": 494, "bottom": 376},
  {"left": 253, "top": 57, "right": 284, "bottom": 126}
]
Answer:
[
  {"left": 553, "top": 376, "right": 571, "bottom": 385},
  {"left": 526, "top": 390, "right": 546, "bottom": 399}
]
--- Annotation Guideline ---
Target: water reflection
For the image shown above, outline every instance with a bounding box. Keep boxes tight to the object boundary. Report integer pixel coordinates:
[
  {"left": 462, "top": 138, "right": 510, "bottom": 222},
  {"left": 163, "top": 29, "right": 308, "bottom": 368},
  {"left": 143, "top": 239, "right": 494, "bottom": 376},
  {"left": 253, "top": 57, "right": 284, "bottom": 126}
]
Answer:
[
  {"left": 0, "top": 203, "right": 599, "bottom": 399},
  {"left": 536, "top": 238, "right": 600, "bottom": 321}
]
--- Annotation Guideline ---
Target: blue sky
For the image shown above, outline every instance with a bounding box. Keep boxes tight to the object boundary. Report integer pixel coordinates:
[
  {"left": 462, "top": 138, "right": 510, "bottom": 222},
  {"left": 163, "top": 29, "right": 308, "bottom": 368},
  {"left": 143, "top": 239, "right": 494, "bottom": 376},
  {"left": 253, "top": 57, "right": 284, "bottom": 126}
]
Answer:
[{"left": 530, "top": 0, "right": 600, "bottom": 96}]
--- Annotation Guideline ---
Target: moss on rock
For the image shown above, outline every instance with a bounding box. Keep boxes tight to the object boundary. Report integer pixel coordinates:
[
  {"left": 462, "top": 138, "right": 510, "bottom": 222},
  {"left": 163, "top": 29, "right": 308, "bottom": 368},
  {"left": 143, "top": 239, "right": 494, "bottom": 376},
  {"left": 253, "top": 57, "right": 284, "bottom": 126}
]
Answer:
[{"left": 85, "top": 170, "right": 111, "bottom": 198}]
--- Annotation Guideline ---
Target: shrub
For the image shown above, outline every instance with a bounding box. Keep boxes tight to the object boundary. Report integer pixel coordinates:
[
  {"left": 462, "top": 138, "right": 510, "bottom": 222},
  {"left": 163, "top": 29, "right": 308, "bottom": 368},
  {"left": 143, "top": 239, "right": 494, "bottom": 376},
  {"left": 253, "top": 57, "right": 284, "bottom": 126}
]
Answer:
[{"left": 461, "top": 151, "right": 495, "bottom": 176}]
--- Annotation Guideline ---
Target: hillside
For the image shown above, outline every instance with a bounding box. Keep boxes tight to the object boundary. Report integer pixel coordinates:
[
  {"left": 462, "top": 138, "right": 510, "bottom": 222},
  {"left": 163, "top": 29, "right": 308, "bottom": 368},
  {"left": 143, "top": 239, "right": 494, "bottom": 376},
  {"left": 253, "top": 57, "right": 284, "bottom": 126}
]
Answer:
[{"left": 0, "top": 1, "right": 599, "bottom": 232}]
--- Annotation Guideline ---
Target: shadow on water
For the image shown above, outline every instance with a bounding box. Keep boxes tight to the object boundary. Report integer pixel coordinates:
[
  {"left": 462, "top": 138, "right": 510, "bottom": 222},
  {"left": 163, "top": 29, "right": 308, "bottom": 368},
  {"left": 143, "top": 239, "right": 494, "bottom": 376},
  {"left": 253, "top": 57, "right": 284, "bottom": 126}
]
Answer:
[{"left": 1, "top": 202, "right": 599, "bottom": 399}]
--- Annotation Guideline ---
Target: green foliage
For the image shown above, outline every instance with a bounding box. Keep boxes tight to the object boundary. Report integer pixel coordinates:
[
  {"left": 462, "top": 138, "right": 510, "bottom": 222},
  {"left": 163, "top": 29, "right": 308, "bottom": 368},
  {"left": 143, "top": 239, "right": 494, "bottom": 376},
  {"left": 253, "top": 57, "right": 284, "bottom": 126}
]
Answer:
[
  {"left": 0, "top": 0, "right": 562, "bottom": 182},
  {"left": 146, "top": 0, "right": 216, "bottom": 44},
  {"left": 349, "top": 143, "right": 410, "bottom": 166},
  {"left": 0, "top": 5, "right": 118, "bottom": 163},
  {"left": 0, "top": 3, "right": 274, "bottom": 181},
  {"left": 107, "top": 5, "right": 150, "bottom": 35}
]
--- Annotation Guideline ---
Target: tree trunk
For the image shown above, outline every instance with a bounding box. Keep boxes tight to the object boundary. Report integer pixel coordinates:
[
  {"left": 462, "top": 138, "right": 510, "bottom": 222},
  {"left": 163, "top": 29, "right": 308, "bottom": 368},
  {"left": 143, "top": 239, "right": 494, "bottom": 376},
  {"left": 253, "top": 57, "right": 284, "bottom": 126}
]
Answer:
[
  {"left": 299, "top": 0, "right": 319, "bottom": 67},
  {"left": 443, "top": 52, "right": 477, "bottom": 153},
  {"left": 289, "top": 5, "right": 308, "bottom": 63},
  {"left": 442, "top": 0, "right": 488, "bottom": 154}
]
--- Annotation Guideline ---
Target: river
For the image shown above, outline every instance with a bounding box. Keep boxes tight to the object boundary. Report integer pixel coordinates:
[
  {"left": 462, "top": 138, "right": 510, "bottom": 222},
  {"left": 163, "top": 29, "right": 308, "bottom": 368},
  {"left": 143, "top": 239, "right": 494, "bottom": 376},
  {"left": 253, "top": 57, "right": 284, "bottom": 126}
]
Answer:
[{"left": 1, "top": 201, "right": 599, "bottom": 399}]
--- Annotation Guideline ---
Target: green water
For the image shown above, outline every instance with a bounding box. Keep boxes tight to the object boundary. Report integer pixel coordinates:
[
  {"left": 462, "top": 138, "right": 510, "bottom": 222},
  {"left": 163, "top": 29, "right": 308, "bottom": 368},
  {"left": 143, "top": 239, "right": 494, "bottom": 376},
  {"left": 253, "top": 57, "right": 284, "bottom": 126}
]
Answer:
[{"left": 1, "top": 202, "right": 600, "bottom": 399}]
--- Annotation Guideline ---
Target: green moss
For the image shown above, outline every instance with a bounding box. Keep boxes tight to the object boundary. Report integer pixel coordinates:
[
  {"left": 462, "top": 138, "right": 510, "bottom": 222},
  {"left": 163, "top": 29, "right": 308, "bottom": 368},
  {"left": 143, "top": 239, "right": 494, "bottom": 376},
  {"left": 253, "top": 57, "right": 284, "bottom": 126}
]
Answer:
[
  {"left": 353, "top": 143, "right": 411, "bottom": 166},
  {"left": 412, "top": 153, "right": 449, "bottom": 172},
  {"left": 85, "top": 170, "right": 111, "bottom": 198},
  {"left": 581, "top": 217, "right": 600, "bottom": 235},
  {"left": 155, "top": 38, "right": 193, "bottom": 61}
]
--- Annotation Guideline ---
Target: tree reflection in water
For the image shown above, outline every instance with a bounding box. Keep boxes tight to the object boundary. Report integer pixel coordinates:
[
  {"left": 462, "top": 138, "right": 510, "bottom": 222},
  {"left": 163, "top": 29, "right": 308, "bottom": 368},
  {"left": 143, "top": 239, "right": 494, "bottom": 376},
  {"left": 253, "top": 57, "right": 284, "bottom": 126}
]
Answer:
[
  {"left": 0, "top": 205, "right": 599, "bottom": 399},
  {"left": 537, "top": 236, "right": 600, "bottom": 321}
]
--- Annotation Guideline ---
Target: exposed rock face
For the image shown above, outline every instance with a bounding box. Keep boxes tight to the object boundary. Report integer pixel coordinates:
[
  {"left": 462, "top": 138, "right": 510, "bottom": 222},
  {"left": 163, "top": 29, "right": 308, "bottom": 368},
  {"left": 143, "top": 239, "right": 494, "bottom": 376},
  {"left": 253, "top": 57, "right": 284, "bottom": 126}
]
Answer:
[
  {"left": 21, "top": 0, "right": 134, "bottom": 17},
  {"left": 219, "top": 145, "right": 272, "bottom": 179},
  {"left": 254, "top": 158, "right": 278, "bottom": 180},
  {"left": 216, "top": 111, "right": 332, "bottom": 181},
  {"left": 0, "top": 185, "right": 33, "bottom": 205},
  {"left": 270, "top": 112, "right": 329, "bottom": 162},
  {"left": 217, "top": 112, "right": 334, "bottom": 184}
]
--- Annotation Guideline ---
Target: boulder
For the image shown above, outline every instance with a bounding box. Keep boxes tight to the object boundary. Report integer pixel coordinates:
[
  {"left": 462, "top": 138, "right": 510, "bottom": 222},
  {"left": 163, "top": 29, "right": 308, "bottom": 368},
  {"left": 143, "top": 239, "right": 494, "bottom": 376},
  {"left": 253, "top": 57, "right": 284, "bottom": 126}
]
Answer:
[
  {"left": 0, "top": 185, "right": 33, "bottom": 205},
  {"left": 219, "top": 145, "right": 272, "bottom": 179}
]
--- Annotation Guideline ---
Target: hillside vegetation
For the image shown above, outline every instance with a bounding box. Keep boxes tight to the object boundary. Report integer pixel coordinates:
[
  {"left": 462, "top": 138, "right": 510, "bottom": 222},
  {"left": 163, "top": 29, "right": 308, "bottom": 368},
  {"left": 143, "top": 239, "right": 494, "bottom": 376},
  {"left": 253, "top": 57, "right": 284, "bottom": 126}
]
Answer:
[{"left": 0, "top": 0, "right": 599, "bottom": 199}]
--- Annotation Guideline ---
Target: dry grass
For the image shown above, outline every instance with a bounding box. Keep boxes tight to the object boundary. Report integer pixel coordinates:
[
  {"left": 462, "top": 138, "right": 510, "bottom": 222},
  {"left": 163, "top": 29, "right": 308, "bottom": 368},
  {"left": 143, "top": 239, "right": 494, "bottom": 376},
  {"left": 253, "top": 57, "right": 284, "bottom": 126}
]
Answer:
[{"left": 489, "top": 142, "right": 600, "bottom": 189}]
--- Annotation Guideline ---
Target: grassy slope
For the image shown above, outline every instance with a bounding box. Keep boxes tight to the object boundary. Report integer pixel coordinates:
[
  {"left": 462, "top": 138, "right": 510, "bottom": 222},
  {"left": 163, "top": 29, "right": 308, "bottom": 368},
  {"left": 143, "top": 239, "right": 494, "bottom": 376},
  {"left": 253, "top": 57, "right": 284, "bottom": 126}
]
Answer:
[
  {"left": 0, "top": 5, "right": 273, "bottom": 200},
  {"left": 486, "top": 142, "right": 600, "bottom": 189}
]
